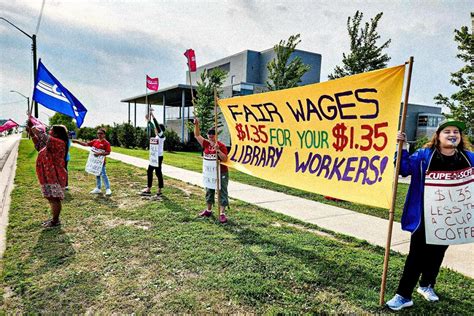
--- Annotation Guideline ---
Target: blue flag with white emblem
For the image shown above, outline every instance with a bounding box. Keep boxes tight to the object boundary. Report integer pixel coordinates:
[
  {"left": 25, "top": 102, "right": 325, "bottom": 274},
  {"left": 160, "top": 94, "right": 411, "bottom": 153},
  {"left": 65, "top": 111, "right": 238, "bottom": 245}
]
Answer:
[{"left": 33, "top": 59, "right": 87, "bottom": 127}]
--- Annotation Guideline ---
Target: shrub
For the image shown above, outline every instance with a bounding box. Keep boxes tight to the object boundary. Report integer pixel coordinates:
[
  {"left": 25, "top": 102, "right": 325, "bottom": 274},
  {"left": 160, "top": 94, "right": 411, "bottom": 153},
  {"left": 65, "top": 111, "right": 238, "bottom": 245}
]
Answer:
[
  {"left": 109, "top": 124, "right": 120, "bottom": 146},
  {"left": 118, "top": 123, "right": 136, "bottom": 148},
  {"left": 135, "top": 127, "right": 148, "bottom": 149},
  {"left": 77, "top": 127, "right": 96, "bottom": 140},
  {"left": 411, "top": 135, "right": 429, "bottom": 153},
  {"left": 163, "top": 129, "right": 180, "bottom": 152},
  {"left": 182, "top": 138, "right": 201, "bottom": 152}
]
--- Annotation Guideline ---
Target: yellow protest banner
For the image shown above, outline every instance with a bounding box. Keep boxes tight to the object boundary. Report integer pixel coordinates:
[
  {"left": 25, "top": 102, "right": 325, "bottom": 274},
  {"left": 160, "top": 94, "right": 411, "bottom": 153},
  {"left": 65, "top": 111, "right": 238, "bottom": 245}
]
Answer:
[{"left": 218, "top": 65, "right": 406, "bottom": 208}]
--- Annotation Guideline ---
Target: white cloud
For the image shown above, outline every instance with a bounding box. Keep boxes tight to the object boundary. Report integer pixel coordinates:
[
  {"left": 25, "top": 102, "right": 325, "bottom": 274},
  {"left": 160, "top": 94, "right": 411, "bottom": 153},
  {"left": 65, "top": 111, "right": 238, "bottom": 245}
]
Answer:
[{"left": 1, "top": 0, "right": 472, "bottom": 126}]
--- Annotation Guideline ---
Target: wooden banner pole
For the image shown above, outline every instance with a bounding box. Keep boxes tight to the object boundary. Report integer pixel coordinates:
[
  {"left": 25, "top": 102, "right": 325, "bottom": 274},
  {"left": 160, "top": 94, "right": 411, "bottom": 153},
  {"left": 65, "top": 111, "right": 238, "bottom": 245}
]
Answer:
[
  {"left": 379, "top": 56, "right": 414, "bottom": 305},
  {"left": 214, "top": 87, "right": 221, "bottom": 214}
]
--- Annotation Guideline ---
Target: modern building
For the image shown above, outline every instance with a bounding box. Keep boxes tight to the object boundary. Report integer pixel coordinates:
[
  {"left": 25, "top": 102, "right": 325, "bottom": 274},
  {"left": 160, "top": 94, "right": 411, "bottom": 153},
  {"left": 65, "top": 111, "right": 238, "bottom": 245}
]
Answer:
[
  {"left": 189, "top": 48, "right": 321, "bottom": 99},
  {"left": 121, "top": 48, "right": 442, "bottom": 145},
  {"left": 121, "top": 48, "right": 322, "bottom": 144}
]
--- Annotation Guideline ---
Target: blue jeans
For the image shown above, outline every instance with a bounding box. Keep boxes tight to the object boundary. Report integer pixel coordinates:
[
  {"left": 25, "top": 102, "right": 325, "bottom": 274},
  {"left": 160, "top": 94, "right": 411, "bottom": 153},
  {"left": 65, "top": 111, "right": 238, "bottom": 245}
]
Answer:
[{"left": 96, "top": 165, "right": 110, "bottom": 189}]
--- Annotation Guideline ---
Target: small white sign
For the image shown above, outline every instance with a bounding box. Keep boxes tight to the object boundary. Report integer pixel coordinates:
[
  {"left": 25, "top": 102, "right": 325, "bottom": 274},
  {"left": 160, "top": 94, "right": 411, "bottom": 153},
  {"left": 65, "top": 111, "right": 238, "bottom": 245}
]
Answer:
[
  {"left": 424, "top": 167, "right": 474, "bottom": 245},
  {"left": 85, "top": 147, "right": 105, "bottom": 176},
  {"left": 203, "top": 158, "right": 220, "bottom": 190},
  {"left": 149, "top": 138, "right": 160, "bottom": 167}
]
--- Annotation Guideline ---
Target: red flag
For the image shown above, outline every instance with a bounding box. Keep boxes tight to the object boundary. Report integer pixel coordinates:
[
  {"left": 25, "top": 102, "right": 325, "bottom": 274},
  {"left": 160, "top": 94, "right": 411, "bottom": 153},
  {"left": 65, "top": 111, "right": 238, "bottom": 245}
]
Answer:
[
  {"left": 0, "top": 119, "right": 19, "bottom": 133},
  {"left": 28, "top": 115, "right": 47, "bottom": 132},
  {"left": 184, "top": 49, "right": 197, "bottom": 72},
  {"left": 146, "top": 75, "right": 159, "bottom": 91}
]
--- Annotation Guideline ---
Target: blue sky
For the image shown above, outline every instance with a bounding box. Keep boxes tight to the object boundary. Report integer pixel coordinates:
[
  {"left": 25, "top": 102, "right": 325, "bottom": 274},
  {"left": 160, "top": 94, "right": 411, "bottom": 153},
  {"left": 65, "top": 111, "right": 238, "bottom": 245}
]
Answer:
[{"left": 0, "top": 0, "right": 472, "bottom": 127}]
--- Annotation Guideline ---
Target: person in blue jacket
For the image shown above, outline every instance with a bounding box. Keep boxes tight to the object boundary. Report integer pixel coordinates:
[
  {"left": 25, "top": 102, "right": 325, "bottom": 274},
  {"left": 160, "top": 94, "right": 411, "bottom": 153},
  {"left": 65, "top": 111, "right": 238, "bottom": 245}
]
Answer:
[{"left": 387, "top": 119, "right": 473, "bottom": 311}]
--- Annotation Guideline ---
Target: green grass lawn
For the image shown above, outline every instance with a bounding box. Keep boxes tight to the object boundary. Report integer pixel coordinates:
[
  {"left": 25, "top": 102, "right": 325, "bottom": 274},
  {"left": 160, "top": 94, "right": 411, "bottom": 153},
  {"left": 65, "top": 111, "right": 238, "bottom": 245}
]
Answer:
[
  {"left": 1, "top": 140, "right": 472, "bottom": 313},
  {"left": 112, "top": 146, "right": 408, "bottom": 222}
]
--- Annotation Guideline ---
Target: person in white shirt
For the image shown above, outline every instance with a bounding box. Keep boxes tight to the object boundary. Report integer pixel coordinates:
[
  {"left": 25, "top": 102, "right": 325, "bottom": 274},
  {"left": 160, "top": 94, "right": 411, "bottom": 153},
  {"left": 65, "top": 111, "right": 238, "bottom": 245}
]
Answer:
[{"left": 140, "top": 112, "right": 166, "bottom": 197}]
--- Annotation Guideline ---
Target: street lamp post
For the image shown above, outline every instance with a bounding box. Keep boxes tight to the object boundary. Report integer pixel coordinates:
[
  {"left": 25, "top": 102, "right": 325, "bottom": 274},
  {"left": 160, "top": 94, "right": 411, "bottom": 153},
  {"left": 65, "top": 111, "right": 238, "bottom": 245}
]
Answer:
[
  {"left": 10, "top": 90, "right": 30, "bottom": 114},
  {"left": 1, "top": 17, "right": 38, "bottom": 118}
]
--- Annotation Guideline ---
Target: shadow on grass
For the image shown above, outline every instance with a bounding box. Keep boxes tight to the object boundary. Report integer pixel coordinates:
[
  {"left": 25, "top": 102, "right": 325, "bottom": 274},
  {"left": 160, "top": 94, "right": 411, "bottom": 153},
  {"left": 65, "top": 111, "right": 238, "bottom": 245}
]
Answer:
[
  {"left": 219, "top": 221, "right": 387, "bottom": 311},
  {"left": 32, "top": 227, "right": 76, "bottom": 270}
]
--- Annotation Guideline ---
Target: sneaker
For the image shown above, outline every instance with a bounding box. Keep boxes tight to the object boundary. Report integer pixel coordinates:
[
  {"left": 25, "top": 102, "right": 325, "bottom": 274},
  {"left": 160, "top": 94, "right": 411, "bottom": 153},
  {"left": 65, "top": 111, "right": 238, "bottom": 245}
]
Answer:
[
  {"left": 90, "top": 188, "right": 101, "bottom": 194},
  {"left": 65, "top": 186, "right": 69, "bottom": 191},
  {"left": 199, "top": 210, "right": 212, "bottom": 217},
  {"left": 139, "top": 188, "right": 151, "bottom": 196},
  {"left": 105, "top": 189, "right": 112, "bottom": 196},
  {"left": 417, "top": 286, "right": 439, "bottom": 302},
  {"left": 386, "top": 294, "right": 413, "bottom": 311},
  {"left": 219, "top": 213, "right": 228, "bottom": 224}
]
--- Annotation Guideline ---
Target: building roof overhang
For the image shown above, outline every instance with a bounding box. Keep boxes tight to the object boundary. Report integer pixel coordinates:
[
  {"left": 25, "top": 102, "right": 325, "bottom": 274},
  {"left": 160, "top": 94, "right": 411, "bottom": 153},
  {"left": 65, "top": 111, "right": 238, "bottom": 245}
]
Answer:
[{"left": 121, "top": 84, "right": 196, "bottom": 107}]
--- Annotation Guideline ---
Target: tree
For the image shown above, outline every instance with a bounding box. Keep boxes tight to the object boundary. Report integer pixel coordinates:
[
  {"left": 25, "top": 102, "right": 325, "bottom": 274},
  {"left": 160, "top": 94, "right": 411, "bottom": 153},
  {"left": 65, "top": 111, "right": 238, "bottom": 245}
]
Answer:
[
  {"left": 434, "top": 26, "right": 473, "bottom": 136},
  {"left": 49, "top": 113, "right": 77, "bottom": 132},
  {"left": 188, "top": 68, "right": 228, "bottom": 136},
  {"left": 329, "top": 11, "right": 391, "bottom": 79},
  {"left": 266, "top": 34, "right": 311, "bottom": 91}
]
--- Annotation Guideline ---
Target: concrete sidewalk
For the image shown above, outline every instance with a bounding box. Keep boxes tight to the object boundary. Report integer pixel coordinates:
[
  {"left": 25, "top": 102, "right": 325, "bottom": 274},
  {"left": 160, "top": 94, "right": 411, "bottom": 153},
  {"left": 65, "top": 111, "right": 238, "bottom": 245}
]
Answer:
[{"left": 74, "top": 144, "right": 473, "bottom": 278}]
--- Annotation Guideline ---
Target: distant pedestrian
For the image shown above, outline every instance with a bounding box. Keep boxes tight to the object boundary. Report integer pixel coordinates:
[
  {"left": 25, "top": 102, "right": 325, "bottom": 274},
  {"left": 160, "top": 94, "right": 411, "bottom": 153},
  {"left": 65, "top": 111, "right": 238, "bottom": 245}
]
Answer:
[
  {"left": 193, "top": 118, "right": 229, "bottom": 224},
  {"left": 26, "top": 118, "right": 69, "bottom": 227},
  {"left": 72, "top": 128, "right": 112, "bottom": 195},
  {"left": 386, "top": 119, "right": 473, "bottom": 311},
  {"left": 140, "top": 111, "right": 166, "bottom": 197}
]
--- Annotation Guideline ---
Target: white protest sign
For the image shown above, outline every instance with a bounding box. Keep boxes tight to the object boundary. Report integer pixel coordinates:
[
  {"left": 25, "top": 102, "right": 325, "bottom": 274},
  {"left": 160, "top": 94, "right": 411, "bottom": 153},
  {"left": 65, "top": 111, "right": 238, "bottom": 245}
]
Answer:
[
  {"left": 203, "top": 158, "right": 220, "bottom": 190},
  {"left": 85, "top": 148, "right": 105, "bottom": 176},
  {"left": 424, "top": 167, "right": 474, "bottom": 245},
  {"left": 149, "top": 138, "right": 160, "bottom": 167}
]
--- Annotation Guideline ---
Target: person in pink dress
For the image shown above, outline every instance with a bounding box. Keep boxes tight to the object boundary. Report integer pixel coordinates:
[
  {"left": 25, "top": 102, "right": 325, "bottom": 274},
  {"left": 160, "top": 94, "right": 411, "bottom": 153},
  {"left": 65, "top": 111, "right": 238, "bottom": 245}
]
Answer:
[{"left": 26, "top": 118, "right": 69, "bottom": 228}]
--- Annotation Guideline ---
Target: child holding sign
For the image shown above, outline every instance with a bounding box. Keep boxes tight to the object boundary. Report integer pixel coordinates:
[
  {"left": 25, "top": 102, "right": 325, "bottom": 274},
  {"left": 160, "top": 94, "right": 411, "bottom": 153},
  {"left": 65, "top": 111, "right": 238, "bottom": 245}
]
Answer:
[
  {"left": 193, "top": 118, "right": 229, "bottom": 224},
  {"left": 387, "top": 120, "right": 473, "bottom": 311},
  {"left": 140, "top": 111, "right": 166, "bottom": 197},
  {"left": 73, "top": 128, "right": 112, "bottom": 196}
]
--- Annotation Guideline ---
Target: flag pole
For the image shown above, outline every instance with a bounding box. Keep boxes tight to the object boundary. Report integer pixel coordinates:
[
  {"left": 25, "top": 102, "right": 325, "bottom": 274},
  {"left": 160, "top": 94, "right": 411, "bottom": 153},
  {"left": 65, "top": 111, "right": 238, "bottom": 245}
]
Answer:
[
  {"left": 145, "top": 75, "right": 150, "bottom": 138},
  {"left": 186, "top": 54, "right": 197, "bottom": 117},
  {"left": 379, "top": 56, "right": 414, "bottom": 305},
  {"left": 213, "top": 87, "right": 221, "bottom": 214}
]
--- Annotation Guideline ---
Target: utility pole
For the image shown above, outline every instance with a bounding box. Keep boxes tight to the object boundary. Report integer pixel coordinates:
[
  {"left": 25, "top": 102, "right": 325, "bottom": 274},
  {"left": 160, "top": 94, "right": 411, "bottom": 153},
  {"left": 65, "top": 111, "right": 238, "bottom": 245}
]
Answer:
[{"left": 0, "top": 17, "right": 38, "bottom": 117}]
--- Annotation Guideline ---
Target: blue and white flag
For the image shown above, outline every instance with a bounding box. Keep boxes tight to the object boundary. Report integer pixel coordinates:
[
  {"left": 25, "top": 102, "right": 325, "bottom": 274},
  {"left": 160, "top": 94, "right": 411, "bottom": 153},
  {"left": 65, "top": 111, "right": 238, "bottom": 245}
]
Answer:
[{"left": 33, "top": 59, "right": 87, "bottom": 127}]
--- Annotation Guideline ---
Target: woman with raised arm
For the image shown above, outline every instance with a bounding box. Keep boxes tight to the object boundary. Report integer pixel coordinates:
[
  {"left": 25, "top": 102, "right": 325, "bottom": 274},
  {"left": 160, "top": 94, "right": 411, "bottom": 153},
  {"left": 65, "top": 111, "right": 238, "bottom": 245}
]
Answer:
[
  {"left": 26, "top": 117, "right": 69, "bottom": 228},
  {"left": 193, "top": 118, "right": 229, "bottom": 224},
  {"left": 140, "top": 111, "right": 166, "bottom": 197}
]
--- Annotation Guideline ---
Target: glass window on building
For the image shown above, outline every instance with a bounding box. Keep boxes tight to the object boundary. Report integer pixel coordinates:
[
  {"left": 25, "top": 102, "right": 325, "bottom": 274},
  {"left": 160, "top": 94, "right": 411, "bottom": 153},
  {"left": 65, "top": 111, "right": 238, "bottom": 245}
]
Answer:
[{"left": 418, "top": 115, "right": 428, "bottom": 126}]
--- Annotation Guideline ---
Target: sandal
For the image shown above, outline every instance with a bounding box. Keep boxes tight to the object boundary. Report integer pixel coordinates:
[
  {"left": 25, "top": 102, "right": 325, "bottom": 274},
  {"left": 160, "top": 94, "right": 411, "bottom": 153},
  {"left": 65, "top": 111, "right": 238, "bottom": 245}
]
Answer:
[
  {"left": 42, "top": 219, "right": 61, "bottom": 228},
  {"left": 42, "top": 218, "right": 52, "bottom": 225}
]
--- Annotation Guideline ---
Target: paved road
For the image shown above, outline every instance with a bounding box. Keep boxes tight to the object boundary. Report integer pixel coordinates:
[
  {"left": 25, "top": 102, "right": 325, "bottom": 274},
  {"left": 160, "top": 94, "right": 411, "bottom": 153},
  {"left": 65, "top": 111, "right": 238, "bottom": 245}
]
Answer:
[
  {"left": 0, "top": 134, "right": 21, "bottom": 172},
  {"left": 0, "top": 134, "right": 21, "bottom": 258}
]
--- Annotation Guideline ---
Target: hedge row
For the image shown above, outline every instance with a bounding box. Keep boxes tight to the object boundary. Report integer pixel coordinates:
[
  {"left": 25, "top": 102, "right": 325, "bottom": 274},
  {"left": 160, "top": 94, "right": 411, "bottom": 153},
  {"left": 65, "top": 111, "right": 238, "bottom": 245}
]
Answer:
[{"left": 76, "top": 123, "right": 200, "bottom": 152}]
